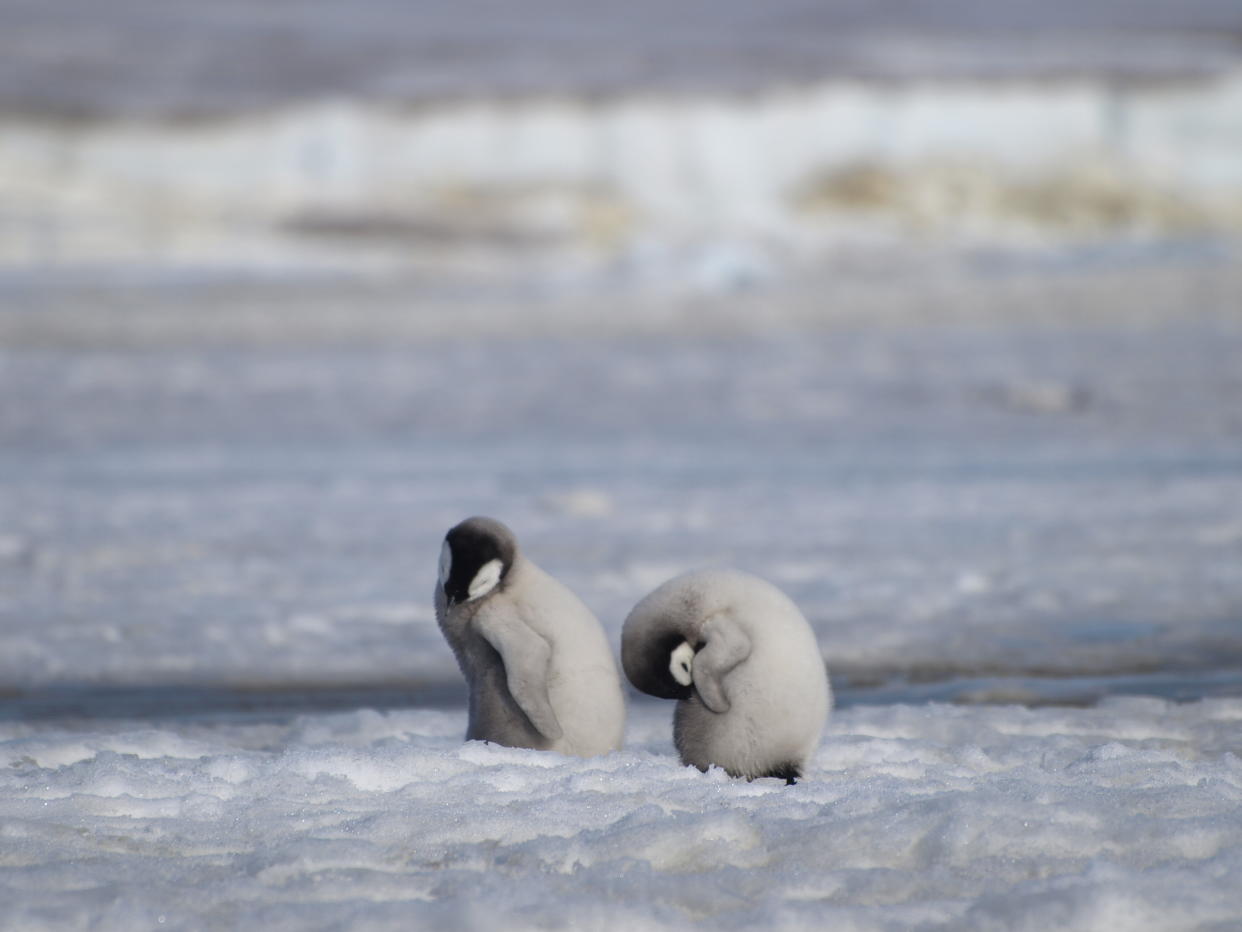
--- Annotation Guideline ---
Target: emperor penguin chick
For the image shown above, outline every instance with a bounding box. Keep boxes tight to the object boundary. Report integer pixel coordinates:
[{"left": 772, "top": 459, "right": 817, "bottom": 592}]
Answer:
[
  {"left": 434, "top": 516, "right": 625, "bottom": 757},
  {"left": 622, "top": 569, "right": 830, "bottom": 783}
]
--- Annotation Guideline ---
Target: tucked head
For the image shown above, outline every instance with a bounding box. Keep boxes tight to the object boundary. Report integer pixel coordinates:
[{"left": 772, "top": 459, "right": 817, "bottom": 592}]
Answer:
[
  {"left": 439, "top": 516, "right": 519, "bottom": 607},
  {"left": 621, "top": 626, "right": 697, "bottom": 701},
  {"left": 669, "top": 641, "right": 695, "bottom": 687}
]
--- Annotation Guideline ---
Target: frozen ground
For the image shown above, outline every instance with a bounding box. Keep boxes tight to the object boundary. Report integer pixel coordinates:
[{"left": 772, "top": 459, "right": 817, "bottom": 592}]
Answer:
[
  {"left": 3, "top": 699, "right": 1242, "bottom": 929},
  {"left": 2, "top": 215, "right": 1241, "bottom": 924},
  {"left": 3, "top": 246, "right": 1241, "bottom": 697}
]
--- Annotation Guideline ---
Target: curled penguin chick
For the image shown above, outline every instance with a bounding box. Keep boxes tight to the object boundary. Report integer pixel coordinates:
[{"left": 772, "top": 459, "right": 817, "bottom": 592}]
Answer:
[{"left": 622, "top": 568, "right": 831, "bottom": 782}]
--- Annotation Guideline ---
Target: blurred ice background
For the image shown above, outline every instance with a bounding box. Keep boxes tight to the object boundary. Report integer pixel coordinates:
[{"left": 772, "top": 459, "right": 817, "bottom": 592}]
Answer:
[
  {"left": 3, "top": 0, "right": 1240, "bottom": 705},
  {"left": 4, "top": 0, "right": 1242, "bottom": 285},
  {"left": 2, "top": 3, "right": 1242, "bottom": 926}
]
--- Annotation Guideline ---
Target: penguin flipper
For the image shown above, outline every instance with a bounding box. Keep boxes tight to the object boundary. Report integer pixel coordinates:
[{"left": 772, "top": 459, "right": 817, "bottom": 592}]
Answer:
[
  {"left": 692, "top": 613, "right": 752, "bottom": 714},
  {"left": 475, "top": 611, "right": 564, "bottom": 741}
]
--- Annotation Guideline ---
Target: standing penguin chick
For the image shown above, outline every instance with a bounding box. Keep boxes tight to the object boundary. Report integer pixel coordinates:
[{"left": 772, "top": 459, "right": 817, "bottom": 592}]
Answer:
[
  {"left": 434, "top": 516, "right": 625, "bottom": 757},
  {"left": 622, "top": 569, "right": 831, "bottom": 783}
]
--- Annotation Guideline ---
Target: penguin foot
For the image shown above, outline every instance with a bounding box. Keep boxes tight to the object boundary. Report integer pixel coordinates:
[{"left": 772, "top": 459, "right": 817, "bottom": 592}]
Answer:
[{"left": 763, "top": 762, "right": 802, "bottom": 785}]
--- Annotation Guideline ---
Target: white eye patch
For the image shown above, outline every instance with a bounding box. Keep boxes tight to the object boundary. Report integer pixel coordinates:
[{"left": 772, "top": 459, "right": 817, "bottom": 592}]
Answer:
[
  {"left": 670, "top": 641, "right": 695, "bottom": 687},
  {"left": 466, "top": 559, "right": 504, "bottom": 601},
  {"left": 438, "top": 541, "right": 452, "bottom": 587}
]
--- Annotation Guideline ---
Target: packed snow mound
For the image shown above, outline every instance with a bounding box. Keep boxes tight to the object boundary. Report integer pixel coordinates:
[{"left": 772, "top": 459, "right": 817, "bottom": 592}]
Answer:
[{"left": 3, "top": 698, "right": 1241, "bottom": 929}]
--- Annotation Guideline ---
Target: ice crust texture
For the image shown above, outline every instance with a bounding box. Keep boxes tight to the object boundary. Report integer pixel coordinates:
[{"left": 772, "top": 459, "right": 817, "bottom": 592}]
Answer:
[{"left": 2, "top": 700, "right": 1242, "bottom": 930}]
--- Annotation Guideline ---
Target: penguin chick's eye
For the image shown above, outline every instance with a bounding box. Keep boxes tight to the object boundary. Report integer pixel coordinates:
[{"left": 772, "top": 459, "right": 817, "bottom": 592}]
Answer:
[
  {"left": 669, "top": 641, "right": 695, "bottom": 687},
  {"left": 466, "top": 559, "right": 504, "bottom": 601},
  {"left": 438, "top": 541, "right": 452, "bottom": 587}
]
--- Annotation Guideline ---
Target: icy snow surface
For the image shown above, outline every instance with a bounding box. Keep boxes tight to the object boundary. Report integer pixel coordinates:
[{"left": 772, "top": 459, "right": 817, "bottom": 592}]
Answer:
[{"left": 3, "top": 700, "right": 1242, "bottom": 929}]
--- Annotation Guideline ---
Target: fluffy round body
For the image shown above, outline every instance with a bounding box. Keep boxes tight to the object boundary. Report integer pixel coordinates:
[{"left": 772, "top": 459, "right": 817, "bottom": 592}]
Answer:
[
  {"left": 622, "top": 569, "right": 831, "bottom": 781},
  {"left": 435, "top": 518, "right": 625, "bottom": 758}
]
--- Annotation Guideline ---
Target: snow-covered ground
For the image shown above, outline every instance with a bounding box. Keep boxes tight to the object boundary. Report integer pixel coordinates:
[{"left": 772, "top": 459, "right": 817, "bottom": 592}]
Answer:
[
  {"left": 4, "top": 250, "right": 1241, "bottom": 695},
  {"left": 4, "top": 699, "right": 1242, "bottom": 929}
]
